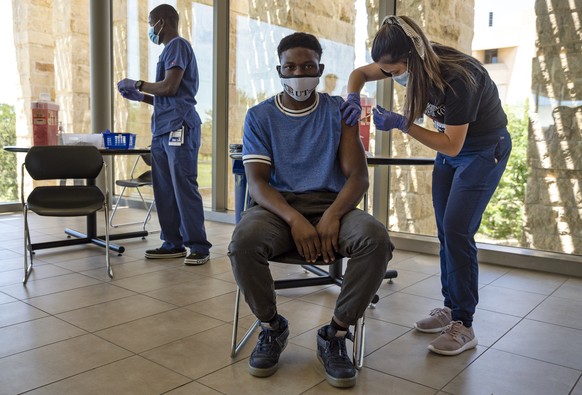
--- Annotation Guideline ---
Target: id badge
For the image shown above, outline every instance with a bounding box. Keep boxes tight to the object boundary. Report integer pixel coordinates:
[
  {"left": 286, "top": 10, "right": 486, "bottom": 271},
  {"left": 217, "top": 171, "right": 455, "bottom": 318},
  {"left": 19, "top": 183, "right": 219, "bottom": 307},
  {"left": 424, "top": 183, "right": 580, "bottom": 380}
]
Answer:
[{"left": 168, "top": 127, "right": 184, "bottom": 146}]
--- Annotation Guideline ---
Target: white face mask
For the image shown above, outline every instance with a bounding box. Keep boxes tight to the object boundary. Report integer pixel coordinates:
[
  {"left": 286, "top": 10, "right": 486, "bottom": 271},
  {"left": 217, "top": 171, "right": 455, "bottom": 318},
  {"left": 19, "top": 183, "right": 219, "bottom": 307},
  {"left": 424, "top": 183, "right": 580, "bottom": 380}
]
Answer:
[
  {"left": 392, "top": 70, "right": 409, "bottom": 86},
  {"left": 280, "top": 76, "right": 320, "bottom": 101}
]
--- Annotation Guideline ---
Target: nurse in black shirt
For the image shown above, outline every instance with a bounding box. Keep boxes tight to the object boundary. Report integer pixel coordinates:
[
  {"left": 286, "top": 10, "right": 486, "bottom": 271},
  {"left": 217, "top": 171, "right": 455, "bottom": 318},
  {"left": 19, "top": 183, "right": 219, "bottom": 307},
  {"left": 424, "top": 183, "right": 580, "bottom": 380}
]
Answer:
[{"left": 342, "top": 15, "right": 512, "bottom": 356}]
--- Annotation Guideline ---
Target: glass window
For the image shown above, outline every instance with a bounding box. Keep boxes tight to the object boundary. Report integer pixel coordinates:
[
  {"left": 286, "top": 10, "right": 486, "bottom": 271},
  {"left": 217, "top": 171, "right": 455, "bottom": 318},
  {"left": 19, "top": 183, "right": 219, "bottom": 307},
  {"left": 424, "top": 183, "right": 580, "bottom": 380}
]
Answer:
[
  {"left": 1, "top": 0, "right": 20, "bottom": 206},
  {"left": 484, "top": 49, "right": 499, "bottom": 64},
  {"left": 113, "top": 0, "right": 214, "bottom": 208}
]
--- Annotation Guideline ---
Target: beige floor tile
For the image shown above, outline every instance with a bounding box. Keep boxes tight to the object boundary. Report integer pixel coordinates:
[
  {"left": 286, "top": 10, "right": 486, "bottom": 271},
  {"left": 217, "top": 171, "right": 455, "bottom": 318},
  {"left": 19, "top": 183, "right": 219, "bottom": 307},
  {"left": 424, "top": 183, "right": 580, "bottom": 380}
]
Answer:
[
  {"left": 29, "top": 244, "right": 109, "bottom": 264},
  {"left": 527, "top": 295, "right": 582, "bottom": 330},
  {"left": 52, "top": 253, "right": 142, "bottom": 274},
  {"left": 399, "top": 274, "right": 444, "bottom": 300},
  {"left": 165, "top": 381, "right": 223, "bottom": 395},
  {"left": 110, "top": 268, "right": 202, "bottom": 293},
  {"left": 0, "top": 272, "right": 102, "bottom": 299},
  {"left": 366, "top": 292, "right": 444, "bottom": 328},
  {"left": 0, "top": 211, "right": 580, "bottom": 395},
  {"left": 297, "top": 285, "right": 341, "bottom": 309},
  {"left": 176, "top": 254, "right": 233, "bottom": 276},
  {"left": 209, "top": 242, "right": 230, "bottom": 256},
  {"left": 302, "top": 367, "right": 438, "bottom": 395},
  {"left": 0, "top": 256, "right": 25, "bottom": 272},
  {"left": 572, "top": 379, "right": 582, "bottom": 395},
  {"left": 95, "top": 308, "right": 224, "bottom": 353},
  {"left": 471, "top": 308, "right": 521, "bottom": 347},
  {"left": 376, "top": 268, "right": 434, "bottom": 293},
  {"left": 277, "top": 299, "right": 335, "bottom": 336},
  {"left": 389, "top": 249, "right": 421, "bottom": 265},
  {"left": 0, "top": 264, "right": 73, "bottom": 287},
  {"left": 493, "top": 319, "right": 582, "bottom": 370},
  {"left": 26, "top": 283, "right": 136, "bottom": 315},
  {"left": 185, "top": 290, "right": 253, "bottom": 323},
  {"left": 142, "top": 324, "right": 249, "bottom": 379},
  {"left": 553, "top": 277, "right": 582, "bottom": 302},
  {"left": 0, "top": 316, "right": 86, "bottom": 358},
  {"left": 26, "top": 355, "right": 190, "bottom": 395},
  {"left": 0, "top": 334, "right": 131, "bottom": 394},
  {"left": 490, "top": 268, "right": 568, "bottom": 295},
  {"left": 0, "top": 292, "right": 17, "bottom": 304},
  {"left": 197, "top": 343, "right": 326, "bottom": 395},
  {"left": 290, "top": 316, "right": 410, "bottom": 358},
  {"left": 144, "top": 276, "right": 237, "bottom": 306},
  {"left": 477, "top": 284, "right": 547, "bottom": 317},
  {"left": 388, "top": 253, "right": 441, "bottom": 275},
  {"left": 443, "top": 348, "right": 580, "bottom": 395},
  {"left": 364, "top": 330, "right": 483, "bottom": 389},
  {"left": 476, "top": 262, "right": 511, "bottom": 284},
  {"left": 0, "top": 300, "right": 48, "bottom": 327},
  {"left": 56, "top": 294, "right": 176, "bottom": 331}
]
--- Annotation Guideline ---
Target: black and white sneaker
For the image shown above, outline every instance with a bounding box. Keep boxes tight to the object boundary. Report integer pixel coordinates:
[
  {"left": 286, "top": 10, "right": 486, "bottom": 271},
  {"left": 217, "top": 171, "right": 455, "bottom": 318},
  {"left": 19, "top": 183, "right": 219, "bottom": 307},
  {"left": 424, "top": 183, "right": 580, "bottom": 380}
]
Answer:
[
  {"left": 248, "top": 315, "right": 289, "bottom": 377},
  {"left": 145, "top": 247, "right": 187, "bottom": 259},
  {"left": 184, "top": 252, "right": 210, "bottom": 266},
  {"left": 317, "top": 325, "right": 357, "bottom": 388}
]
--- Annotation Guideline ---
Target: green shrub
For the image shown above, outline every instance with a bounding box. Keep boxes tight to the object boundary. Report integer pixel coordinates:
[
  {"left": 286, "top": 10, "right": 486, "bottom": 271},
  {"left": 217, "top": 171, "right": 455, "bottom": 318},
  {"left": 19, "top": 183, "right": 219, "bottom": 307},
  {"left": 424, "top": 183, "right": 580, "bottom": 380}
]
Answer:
[
  {"left": 0, "top": 103, "right": 17, "bottom": 201},
  {"left": 478, "top": 103, "right": 529, "bottom": 242}
]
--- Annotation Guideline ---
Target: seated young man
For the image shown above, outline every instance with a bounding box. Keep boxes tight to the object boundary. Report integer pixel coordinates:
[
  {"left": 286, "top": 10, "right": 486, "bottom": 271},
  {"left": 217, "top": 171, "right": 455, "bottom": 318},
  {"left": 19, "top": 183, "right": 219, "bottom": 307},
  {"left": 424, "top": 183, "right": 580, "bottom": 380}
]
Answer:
[{"left": 228, "top": 32, "right": 393, "bottom": 388}]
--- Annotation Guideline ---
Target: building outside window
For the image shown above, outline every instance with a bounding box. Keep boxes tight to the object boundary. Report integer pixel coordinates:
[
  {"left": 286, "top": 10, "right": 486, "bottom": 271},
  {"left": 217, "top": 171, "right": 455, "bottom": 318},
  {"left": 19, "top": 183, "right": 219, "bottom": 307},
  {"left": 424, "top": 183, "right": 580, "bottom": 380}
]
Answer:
[{"left": 3, "top": 0, "right": 582, "bottom": 261}]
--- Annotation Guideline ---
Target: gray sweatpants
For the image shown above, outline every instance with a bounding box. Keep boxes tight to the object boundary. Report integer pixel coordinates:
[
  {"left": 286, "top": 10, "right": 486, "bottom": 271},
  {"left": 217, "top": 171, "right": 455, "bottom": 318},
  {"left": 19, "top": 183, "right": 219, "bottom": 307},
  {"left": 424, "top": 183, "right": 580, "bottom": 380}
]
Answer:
[{"left": 228, "top": 192, "right": 393, "bottom": 326}]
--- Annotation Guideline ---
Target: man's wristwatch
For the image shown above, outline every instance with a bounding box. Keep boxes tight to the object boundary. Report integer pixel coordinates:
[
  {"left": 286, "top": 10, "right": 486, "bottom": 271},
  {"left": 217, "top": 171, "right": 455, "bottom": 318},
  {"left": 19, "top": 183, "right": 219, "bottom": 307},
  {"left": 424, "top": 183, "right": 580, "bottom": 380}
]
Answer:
[{"left": 135, "top": 80, "right": 144, "bottom": 91}]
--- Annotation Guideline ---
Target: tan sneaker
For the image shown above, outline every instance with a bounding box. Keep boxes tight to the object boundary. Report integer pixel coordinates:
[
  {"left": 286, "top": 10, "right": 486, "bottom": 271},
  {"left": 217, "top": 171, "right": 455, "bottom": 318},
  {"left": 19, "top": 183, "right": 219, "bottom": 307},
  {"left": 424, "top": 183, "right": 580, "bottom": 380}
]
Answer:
[
  {"left": 414, "top": 307, "right": 452, "bottom": 333},
  {"left": 427, "top": 321, "right": 478, "bottom": 356}
]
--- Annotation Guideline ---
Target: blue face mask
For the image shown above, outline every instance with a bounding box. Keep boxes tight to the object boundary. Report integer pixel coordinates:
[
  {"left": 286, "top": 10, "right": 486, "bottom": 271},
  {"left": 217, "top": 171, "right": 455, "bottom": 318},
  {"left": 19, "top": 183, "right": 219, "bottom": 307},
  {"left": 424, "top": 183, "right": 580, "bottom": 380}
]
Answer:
[
  {"left": 392, "top": 70, "right": 409, "bottom": 87},
  {"left": 148, "top": 20, "right": 162, "bottom": 45}
]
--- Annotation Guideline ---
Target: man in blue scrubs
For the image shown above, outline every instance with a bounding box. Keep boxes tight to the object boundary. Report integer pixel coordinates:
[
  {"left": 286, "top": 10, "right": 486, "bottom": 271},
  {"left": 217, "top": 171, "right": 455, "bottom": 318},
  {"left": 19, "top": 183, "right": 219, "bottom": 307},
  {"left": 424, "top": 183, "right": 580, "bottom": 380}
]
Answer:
[{"left": 117, "top": 4, "right": 211, "bottom": 265}]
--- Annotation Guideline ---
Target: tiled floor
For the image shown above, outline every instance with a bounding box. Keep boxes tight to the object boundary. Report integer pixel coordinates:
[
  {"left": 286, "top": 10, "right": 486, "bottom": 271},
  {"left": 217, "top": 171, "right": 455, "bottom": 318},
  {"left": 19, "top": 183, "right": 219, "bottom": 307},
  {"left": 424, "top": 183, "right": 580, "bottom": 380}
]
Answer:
[{"left": 1, "top": 208, "right": 581, "bottom": 394}]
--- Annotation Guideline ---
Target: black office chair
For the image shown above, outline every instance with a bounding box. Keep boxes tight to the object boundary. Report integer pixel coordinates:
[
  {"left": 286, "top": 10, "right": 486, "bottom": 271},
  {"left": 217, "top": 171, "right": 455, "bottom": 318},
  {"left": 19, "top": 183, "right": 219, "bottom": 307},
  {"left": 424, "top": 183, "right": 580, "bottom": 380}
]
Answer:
[
  {"left": 22, "top": 145, "right": 112, "bottom": 284},
  {"left": 230, "top": 189, "right": 397, "bottom": 369},
  {"left": 109, "top": 153, "right": 155, "bottom": 231}
]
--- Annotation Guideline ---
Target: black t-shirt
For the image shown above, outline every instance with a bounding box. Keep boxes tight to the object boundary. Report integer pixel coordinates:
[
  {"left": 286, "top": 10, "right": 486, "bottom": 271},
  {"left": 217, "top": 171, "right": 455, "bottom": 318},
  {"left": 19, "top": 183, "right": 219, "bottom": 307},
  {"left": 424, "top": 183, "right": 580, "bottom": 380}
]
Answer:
[{"left": 424, "top": 61, "right": 507, "bottom": 136}]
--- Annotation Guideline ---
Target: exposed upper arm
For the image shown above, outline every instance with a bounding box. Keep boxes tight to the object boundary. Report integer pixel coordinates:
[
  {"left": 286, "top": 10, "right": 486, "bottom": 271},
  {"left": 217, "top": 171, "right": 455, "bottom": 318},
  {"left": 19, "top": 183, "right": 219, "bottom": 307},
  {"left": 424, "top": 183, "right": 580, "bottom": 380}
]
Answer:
[
  {"left": 161, "top": 67, "right": 184, "bottom": 96},
  {"left": 355, "top": 63, "right": 391, "bottom": 83},
  {"left": 443, "top": 123, "right": 469, "bottom": 156},
  {"left": 338, "top": 120, "right": 368, "bottom": 180},
  {"left": 244, "top": 161, "right": 271, "bottom": 192}
]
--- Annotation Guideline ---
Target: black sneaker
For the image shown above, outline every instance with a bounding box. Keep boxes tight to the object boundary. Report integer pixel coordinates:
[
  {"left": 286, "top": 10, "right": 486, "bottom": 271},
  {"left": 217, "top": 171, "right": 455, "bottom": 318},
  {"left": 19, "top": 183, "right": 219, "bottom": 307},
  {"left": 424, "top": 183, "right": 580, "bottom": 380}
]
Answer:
[
  {"left": 184, "top": 252, "right": 210, "bottom": 266},
  {"left": 144, "top": 247, "right": 187, "bottom": 259},
  {"left": 248, "top": 315, "right": 289, "bottom": 377},
  {"left": 317, "top": 325, "right": 357, "bottom": 388}
]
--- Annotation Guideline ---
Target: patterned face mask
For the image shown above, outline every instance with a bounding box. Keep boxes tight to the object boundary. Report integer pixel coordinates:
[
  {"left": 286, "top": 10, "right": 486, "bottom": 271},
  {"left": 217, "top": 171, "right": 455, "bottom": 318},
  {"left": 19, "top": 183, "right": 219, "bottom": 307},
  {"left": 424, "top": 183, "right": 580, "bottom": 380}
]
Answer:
[{"left": 279, "top": 75, "right": 320, "bottom": 102}]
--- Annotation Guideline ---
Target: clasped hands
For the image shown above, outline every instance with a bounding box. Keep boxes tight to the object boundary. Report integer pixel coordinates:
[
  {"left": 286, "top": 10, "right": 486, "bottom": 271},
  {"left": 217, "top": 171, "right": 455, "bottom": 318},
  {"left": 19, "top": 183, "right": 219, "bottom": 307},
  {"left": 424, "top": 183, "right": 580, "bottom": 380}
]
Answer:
[
  {"left": 291, "top": 214, "right": 340, "bottom": 264},
  {"left": 340, "top": 93, "right": 408, "bottom": 133},
  {"left": 117, "top": 78, "right": 144, "bottom": 102}
]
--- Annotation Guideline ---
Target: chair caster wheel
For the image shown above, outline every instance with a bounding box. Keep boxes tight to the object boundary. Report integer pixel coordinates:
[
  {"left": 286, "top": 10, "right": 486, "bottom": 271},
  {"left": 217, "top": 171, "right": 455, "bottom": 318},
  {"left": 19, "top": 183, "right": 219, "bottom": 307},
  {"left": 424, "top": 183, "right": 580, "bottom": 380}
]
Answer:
[{"left": 369, "top": 294, "right": 379, "bottom": 309}]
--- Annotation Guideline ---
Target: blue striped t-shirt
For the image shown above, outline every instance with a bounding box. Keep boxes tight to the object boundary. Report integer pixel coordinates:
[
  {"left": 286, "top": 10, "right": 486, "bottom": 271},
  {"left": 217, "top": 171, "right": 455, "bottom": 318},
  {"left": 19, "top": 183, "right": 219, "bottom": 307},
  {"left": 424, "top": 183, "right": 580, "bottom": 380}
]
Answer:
[{"left": 242, "top": 92, "right": 346, "bottom": 193}]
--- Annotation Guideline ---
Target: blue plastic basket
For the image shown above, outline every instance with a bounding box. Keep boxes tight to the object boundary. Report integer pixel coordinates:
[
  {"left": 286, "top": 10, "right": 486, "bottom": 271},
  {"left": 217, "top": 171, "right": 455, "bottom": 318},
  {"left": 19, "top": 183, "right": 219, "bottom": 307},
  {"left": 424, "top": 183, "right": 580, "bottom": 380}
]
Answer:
[{"left": 102, "top": 132, "right": 136, "bottom": 149}]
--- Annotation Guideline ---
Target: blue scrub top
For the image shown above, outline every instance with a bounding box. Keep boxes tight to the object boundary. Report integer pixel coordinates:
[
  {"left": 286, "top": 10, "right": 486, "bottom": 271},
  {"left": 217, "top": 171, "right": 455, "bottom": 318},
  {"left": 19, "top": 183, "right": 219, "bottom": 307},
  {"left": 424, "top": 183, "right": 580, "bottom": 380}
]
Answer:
[{"left": 152, "top": 36, "right": 202, "bottom": 136}]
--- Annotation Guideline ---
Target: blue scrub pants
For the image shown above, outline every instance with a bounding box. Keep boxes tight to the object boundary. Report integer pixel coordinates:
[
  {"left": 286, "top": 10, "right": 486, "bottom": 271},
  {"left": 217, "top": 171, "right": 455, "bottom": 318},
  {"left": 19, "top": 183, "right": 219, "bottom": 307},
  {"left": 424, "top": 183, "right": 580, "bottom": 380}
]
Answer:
[
  {"left": 432, "top": 128, "right": 511, "bottom": 327},
  {"left": 150, "top": 124, "right": 211, "bottom": 254}
]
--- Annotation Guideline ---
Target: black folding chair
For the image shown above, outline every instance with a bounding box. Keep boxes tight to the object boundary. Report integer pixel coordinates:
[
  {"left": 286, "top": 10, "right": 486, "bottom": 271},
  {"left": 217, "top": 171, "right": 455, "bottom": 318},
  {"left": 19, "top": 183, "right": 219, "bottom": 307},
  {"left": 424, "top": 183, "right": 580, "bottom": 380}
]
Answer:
[
  {"left": 230, "top": 186, "right": 396, "bottom": 369},
  {"left": 109, "top": 153, "right": 155, "bottom": 231},
  {"left": 21, "top": 145, "right": 112, "bottom": 284}
]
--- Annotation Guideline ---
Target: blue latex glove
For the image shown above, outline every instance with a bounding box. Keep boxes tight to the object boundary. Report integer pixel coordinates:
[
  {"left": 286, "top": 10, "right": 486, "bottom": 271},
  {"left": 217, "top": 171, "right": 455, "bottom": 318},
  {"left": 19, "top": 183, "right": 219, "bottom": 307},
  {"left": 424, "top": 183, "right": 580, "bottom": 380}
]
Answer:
[
  {"left": 340, "top": 92, "right": 362, "bottom": 126},
  {"left": 117, "top": 79, "right": 144, "bottom": 102},
  {"left": 373, "top": 105, "right": 408, "bottom": 133},
  {"left": 119, "top": 88, "right": 144, "bottom": 102},
  {"left": 118, "top": 78, "right": 137, "bottom": 92}
]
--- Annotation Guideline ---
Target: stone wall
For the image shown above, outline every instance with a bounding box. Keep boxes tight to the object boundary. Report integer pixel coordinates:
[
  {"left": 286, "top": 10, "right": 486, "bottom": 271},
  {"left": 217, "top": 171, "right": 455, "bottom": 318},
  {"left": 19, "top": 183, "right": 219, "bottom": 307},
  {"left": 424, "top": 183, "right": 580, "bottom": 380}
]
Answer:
[
  {"left": 366, "top": 0, "right": 475, "bottom": 235},
  {"left": 524, "top": 0, "right": 582, "bottom": 254}
]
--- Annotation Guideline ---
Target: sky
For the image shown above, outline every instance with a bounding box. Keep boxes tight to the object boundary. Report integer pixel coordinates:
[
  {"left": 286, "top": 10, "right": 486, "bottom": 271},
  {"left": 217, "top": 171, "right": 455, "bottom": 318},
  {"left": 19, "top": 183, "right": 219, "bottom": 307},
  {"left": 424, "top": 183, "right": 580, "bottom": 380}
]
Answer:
[{"left": 1, "top": 1, "right": 18, "bottom": 106}]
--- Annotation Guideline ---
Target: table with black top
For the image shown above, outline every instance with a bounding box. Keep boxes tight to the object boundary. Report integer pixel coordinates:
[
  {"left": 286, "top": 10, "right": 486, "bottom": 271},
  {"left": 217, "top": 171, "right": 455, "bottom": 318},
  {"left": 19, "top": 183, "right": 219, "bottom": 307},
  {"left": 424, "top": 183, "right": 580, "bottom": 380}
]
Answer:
[{"left": 3, "top": 145, "right": 151, "bottom": 254}]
